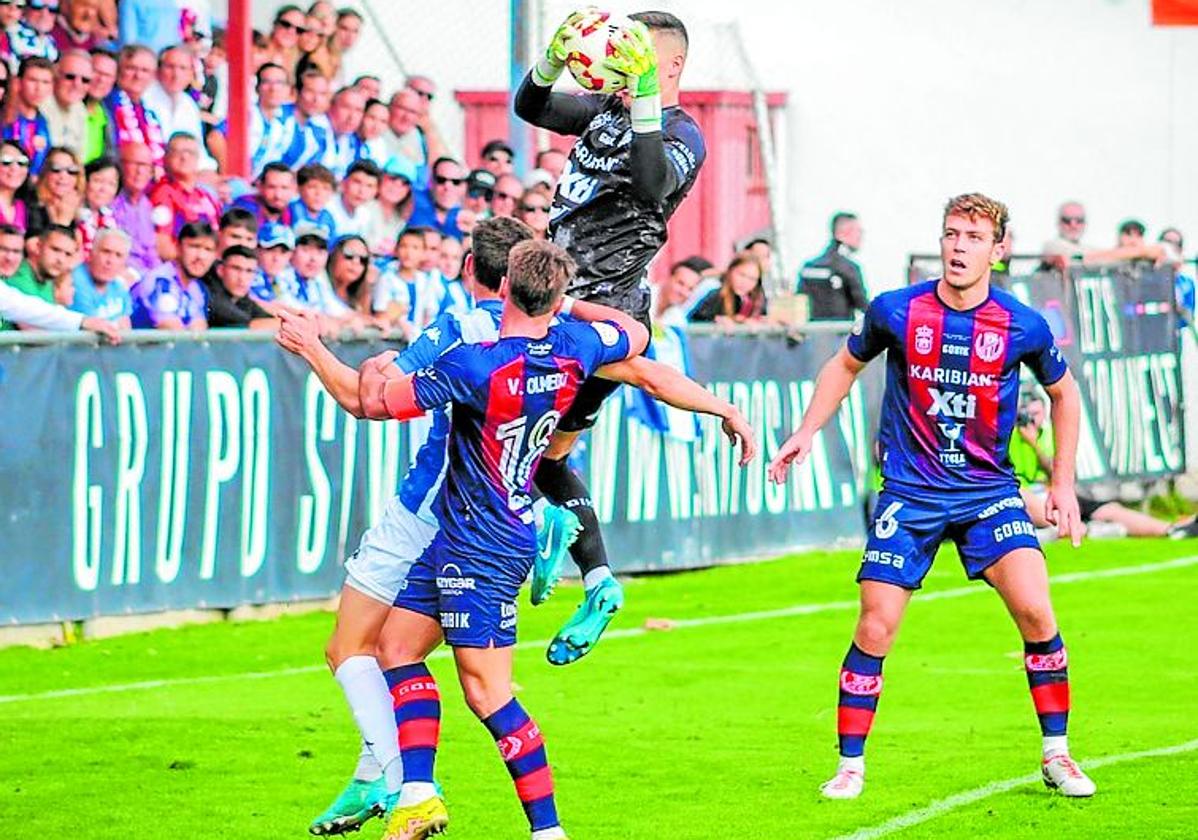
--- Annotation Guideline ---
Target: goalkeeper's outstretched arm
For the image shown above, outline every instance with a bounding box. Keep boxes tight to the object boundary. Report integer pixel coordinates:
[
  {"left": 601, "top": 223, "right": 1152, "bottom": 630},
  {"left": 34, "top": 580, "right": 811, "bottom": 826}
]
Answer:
[{"left": 514, "top": 9, "right": 606, "bottom": 136}]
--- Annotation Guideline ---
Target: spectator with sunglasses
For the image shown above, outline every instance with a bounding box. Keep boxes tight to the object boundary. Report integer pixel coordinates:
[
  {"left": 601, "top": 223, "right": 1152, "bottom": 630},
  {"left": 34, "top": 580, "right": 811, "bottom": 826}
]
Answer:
[
  {"left": 1041, "top": 200, "right": 1166, "bottom": 270},
  {"left": 463, "top": 168, "right": 494, "bottom": 218},
  {"left": 43, "top": 48, "right": 89, "bottom": 157},
  {"left": 4, "top": 56, "right": 53, "bottom": 173},
  {"left": 0, "top": 139, "right": 32, "bottom": 231},
  {"left": 407, "top": 156, "right": 467, "bottom": 241},
  {"left": 11, "top": 0, "right": 58, "bottom": 63},
  {"left": 111, "top": 140, "right": 158, "bottom": 275},
  {"left": 52, "top": 0, "right": 104, "bottom": 53},
  {"left": 327, "top": 232, "right": 381, "bottom": 328},
  {"left": 144, "top": 44, "right": 217, "bottom": 175},
  {"left": 516, "top": 189, "right": 550, "bottom": 240},
  {"left": 25, "top": 145, "right": 82, "bottom": 237},
  {"left": 265, "top": 5, "right": 306, "bottom": 82}
]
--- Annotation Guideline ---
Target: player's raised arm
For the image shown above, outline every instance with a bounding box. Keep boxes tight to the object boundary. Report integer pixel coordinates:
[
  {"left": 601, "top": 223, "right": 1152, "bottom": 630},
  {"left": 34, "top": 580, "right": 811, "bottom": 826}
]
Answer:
[
  {"left": 277, "top": 309, "right": 379, "bottom": 417},
  {"left": 604, "top": 21, "right": 676, "bottom": 203},
  {"left": 514, "top": 8, "right": 607, "bottom": 136},
  {"left": 561, "top": 295, "right": 649, "bottom": 357},
  {"left": 1042, "top": 370, "right": 1084, "bottom": 547},
  {"left": 768, "top": 346, "right": 867, "bottom": 484},
  {"left": 598, "top": 356, "right": 756, "bottom": 465}
]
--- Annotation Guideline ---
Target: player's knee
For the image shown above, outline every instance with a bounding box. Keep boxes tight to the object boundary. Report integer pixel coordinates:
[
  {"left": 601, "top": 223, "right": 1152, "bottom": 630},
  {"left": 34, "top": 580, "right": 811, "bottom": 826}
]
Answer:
[
  {"left": 855, "top": 613, "right": 897, "bottom": 654},
  {"left": 459, "top": 676, "right": 510, "bottom": 720},
  {"left": 1013, "top": 603, "right": 1057, "bottom": 641},
  {"left": 375, "top": 634, "right": 428, "bottom": 670}
]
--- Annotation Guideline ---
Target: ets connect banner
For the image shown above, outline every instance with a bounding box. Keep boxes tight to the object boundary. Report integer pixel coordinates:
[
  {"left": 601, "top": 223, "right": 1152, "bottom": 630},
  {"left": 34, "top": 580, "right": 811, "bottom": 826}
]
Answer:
[{"left": 0, "top": 332, "right": 871, "bottom": 625}]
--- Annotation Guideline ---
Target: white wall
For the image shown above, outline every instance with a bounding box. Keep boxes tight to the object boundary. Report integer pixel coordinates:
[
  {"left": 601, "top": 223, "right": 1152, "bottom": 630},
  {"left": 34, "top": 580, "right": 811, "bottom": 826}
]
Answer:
[{"left": 254, "top": 0, "right": 1198, "bottom": 289}]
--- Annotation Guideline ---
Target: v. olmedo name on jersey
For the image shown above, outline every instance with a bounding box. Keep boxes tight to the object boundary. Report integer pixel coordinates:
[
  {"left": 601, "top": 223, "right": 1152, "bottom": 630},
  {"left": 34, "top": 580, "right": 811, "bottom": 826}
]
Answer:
[{"left": 849, "top": 280, "right": 1068, "bottom": 491}]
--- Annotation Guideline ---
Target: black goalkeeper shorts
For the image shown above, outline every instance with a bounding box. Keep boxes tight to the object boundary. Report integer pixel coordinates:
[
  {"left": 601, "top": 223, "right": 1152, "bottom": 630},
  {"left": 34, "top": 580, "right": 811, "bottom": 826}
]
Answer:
[{"left": 558, "top": 296, "right": 652, "bottom": 433}]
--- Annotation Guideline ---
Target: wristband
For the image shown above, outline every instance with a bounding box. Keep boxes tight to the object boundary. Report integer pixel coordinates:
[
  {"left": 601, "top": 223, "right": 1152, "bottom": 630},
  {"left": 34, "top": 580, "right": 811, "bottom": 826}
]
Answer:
[
  {"left": 559, "top": 295, "right": 576, "bottom": 316},
  {"left": 630, "top": 93, "right": 662, "bottom": 134},
  {"left": 533, "top": 56, "right": 564, "bottom": 87}
]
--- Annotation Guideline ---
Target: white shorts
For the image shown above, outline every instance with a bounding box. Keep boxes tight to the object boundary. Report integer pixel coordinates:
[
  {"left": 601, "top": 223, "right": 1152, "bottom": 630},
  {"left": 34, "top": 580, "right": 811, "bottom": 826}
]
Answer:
[{"left": 344, "top": 497, "right": 438, "bottom": 605}]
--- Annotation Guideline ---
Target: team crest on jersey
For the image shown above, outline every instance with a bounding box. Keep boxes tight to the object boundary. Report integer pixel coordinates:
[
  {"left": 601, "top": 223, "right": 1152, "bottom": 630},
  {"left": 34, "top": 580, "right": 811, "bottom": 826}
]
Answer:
[
  {"left": 974, "top": 331, "right": 1005, "bottom": 362},
  {"left": 424, "top": 326, "right": 441, "bottom": 345},
  {"left": 914, "top": 325, "right": 934, "bottom": 355}
]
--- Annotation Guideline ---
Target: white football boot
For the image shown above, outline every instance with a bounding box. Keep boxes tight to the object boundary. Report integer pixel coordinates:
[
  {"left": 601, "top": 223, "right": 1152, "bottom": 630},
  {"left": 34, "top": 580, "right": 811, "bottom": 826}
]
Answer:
[
  {"left": 820, "top": 759, "right": 865, "bottom": 799},
  {"left": 1042, "top": 753, "right": 1097, "bottom": 797}
]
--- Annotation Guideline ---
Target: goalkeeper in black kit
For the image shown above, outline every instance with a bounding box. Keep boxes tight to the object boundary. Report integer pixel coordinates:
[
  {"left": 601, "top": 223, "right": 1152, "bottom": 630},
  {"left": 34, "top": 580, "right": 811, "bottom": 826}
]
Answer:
[{"left": 514, "top": 8, "right": 706, "bottom": 665}]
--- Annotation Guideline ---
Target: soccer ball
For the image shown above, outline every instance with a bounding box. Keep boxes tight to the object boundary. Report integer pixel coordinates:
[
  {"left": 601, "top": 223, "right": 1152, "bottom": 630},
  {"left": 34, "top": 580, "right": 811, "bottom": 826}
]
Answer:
[{"left": 564, "top": 11, "right": 633, "bottom": 94}]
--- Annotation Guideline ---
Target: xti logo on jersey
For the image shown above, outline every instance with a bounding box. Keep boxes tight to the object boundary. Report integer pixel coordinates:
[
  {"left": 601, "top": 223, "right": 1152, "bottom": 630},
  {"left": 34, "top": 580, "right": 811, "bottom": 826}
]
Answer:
[{"left": 848, "top": 280, "right": 1066, "bottom": 493}]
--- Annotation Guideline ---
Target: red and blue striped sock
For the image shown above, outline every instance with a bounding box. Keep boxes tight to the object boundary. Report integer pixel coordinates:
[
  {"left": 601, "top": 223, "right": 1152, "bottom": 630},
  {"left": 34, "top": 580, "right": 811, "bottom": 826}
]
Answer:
[
  {"left": 483, "top": 699, "right": 559, "bottom": 832},
  {"left": 837, "top": 643, "right": 885, "bottom": 758},
  {"left": 1024, "top": 633, "right": 1069, "bottom": 738},
  {"left": 384, "top": 663, "right": 441, "bottom": 786}
]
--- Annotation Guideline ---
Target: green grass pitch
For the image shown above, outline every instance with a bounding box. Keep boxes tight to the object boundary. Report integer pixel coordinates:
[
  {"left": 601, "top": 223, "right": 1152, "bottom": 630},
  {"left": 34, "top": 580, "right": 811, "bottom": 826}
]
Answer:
[{"left": 2, "top": 538, "right": 1196, "bottom": 839}]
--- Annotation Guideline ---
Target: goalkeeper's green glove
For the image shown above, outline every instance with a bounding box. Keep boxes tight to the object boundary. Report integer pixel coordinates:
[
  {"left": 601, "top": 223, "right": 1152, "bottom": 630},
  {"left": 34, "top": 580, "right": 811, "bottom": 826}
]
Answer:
[
  {"left": 604, "top": 21, "right": 661, "bottom": 133},
  {"left": 533, "top": 7, "right": 603, "bottom": 86}
]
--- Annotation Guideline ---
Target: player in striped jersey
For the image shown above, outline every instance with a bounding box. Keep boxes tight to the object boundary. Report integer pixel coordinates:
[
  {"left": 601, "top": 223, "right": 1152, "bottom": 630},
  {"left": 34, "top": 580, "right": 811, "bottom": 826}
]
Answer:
[{"left": 769, "top": 193, "right": 1095, "bottom": 800}]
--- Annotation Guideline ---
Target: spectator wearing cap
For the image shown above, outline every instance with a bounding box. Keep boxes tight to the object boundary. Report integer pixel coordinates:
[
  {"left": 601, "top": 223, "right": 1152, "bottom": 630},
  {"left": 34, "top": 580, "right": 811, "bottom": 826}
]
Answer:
[
  {"left": 52, "top": 0, "right": 104, "bottom": 54},
  {"left": 464, "top": 168, "right": 495, "bottom": 218},
  {"left": 248, "top": 62, "right": 295, "bottom": 180},
  {"left": 144, "top": 44, "right": 218, "bottom": 175},
  {"left": 104, "top": 44, "right": 166, "bottom": 172},
  {"left": 130, "top": 219, "right": 215, "bottom": 329},
  {"left": 232, "top": 161, "right": 295, "bottom": 228},
  {"left": 327, "top": 158, "right": 379, "bottom": 238},
  {"left": 250, "top": 221, "right": 298, "bottom": 310},
  {"left": 355, "top": 97, "right": 389, "bottom": 166},
  {"left": 82, "top": 47, "right": 115, "bottom": 163},
  {"left": 288, "top": 161, "right": 336, "bottom": 242},
  {"left": 11, "top": 0, "right": 58, "bottom": 63},
  {"left": 523, "top": 167, "right": 554, "bottom": 199},
  {"left": 112, "top": 140, "right": 159, "bottom": 276},
  {"left": 324, "top": 84, "right": 364, "bottom": 178},
  {"left": 288, "top": 220, "right": 347, "bottom": 322},
  {"left": 282, "top": 68, "right": 334, "bottom": 170},
  {"left": 206, "top": 244, "right": 276, "bottom": 329},
  {"left": 797, "top": 212, "right": 868, "bottom": 320},
  {"left": 516, "top": 189, "right": 550, "bottom": 240},
  {"left": 4, "top": 57, "right": 55, "bottom": 174},
  {"left": 480, "top": 138, "right": 514, "bottom": 177},
  {"left": 69, "top": 227, "right": 132, "bottom": 327},
  {"left": 149, "top": 131, "right": 221, "bottom": 260},
  {"left": 43, "top": 49, "right": 91, "bottom": 159},
  {"left": 489, "top": 173, "right": 522, "bottom": 220},
  {"left": 535, "top": 147, "right": 566, "bottom": 183},
  {"left": 361, "top": 154, "right": 416, "bottom": 261},
  {"left": 654, "top": 255, "right": 716, "bottom": 326}
]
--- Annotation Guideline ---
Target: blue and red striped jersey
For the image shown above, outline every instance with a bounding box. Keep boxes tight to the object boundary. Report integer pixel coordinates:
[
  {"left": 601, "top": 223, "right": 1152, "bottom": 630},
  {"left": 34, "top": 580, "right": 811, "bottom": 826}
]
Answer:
[
  {"left": 410, "top": 319, "right": 632, "bottom": 558},
  {"left": 847, "top": 280, "right": 1067, "bottom": 494}
]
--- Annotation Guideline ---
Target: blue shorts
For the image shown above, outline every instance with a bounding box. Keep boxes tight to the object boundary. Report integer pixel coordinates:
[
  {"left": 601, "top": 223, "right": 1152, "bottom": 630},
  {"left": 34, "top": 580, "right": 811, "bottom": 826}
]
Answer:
[
  {"left": 859, "top": 487, "right": 1041, "bottom": 590},
  {"left": 393, "top": 538, "right": 526, "bottom": 648}
]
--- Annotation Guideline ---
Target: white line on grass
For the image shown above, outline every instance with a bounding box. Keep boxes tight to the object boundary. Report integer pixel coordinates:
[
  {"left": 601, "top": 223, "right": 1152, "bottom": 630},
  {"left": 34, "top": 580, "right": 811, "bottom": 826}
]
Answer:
[
  {"left": 2, "top": 554, "right": 1196, "bottom": 706},
  {"left": 834, "top": 737, "right": 1198, "bottom": 840}
]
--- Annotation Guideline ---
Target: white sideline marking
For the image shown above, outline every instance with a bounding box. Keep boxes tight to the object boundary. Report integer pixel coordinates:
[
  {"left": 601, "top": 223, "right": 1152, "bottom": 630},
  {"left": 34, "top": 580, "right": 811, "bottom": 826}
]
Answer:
[
  {"left": 2, "top": 554, "right": 1196, "bottom": 706},
  {"left": 835, "top": 738, "right": 1198, "bottom": 840}
]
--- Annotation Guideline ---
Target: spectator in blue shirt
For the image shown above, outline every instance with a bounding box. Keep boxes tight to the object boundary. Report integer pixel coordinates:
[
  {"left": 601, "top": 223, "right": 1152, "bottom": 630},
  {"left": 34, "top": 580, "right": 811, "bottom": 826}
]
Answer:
[
  {"left": 288, "top": 161, "right": 337, "bottom": 242},
  {"left": 70, "top": 227, "right": 133, "bottom": 327},
  {"left": 4, "top": 57, "right": 54, "bottom": 174},
  {"left": 407, "top": 155, "right": 466, "bottom": 241}
]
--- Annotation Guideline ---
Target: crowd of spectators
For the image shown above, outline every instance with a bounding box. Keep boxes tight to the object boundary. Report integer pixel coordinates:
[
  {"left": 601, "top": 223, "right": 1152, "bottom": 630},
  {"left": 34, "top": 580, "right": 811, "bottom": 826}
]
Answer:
[{"left": 0, "top": 0, "right": 572, "bottom": 341}]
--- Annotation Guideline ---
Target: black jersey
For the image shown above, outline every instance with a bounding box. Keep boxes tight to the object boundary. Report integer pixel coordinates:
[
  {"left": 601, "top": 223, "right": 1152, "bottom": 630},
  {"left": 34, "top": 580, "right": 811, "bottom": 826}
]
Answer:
[{"left": 547, "top": 95, "right": 706, "bottom": 316}]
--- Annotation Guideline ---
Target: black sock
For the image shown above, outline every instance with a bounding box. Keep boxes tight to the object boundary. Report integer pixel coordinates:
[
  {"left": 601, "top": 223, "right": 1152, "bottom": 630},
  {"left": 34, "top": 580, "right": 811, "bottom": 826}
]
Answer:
[{"left": 534, "top": 455, "right": 609, "bottom": 577}]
